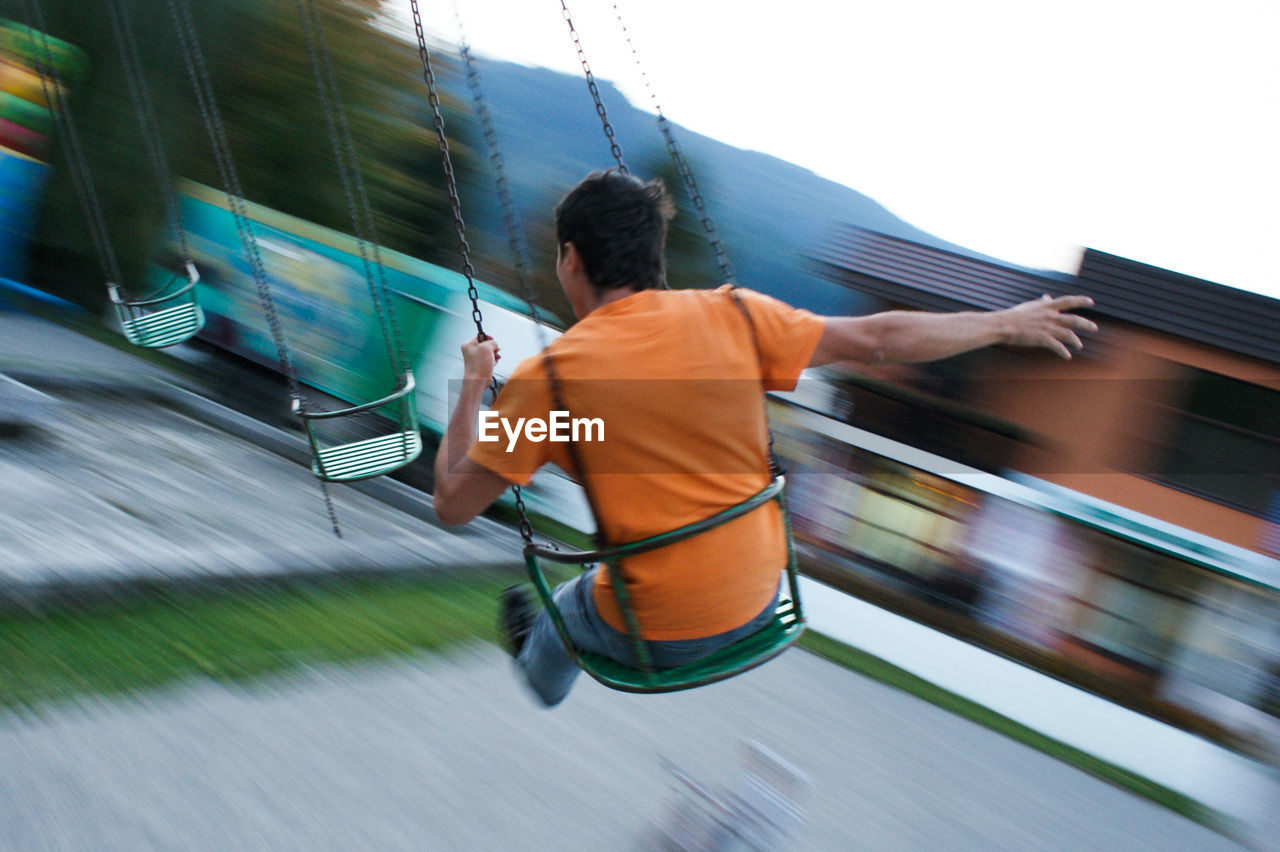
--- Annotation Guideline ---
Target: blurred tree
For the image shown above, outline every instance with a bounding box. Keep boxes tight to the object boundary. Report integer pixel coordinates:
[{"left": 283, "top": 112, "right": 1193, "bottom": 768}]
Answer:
[
  {"left": 196, "top": 0, "right": 478, "bottom": 266},
  {"left": 512, "top": 181, "right": 575, "bottom": 326},
  {"left": 15, "top": 0, "right": 476, "bottom": 306},
  {"left": 635, "top": 145, "right": 734, "bottom": 292}
]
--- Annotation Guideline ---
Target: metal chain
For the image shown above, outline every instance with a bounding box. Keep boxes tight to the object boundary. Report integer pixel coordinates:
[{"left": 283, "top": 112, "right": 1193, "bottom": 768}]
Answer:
[
  {"left": 559, "top": 1, "right": 626, "bottom": 174},
  {"left": 452, "top": 5, "right": 554, "bottom": 544},
  {"left": 659, "top": 117, "right": 736, "bottom": 283},
  {"left": 551, "top": 2, "right": 647, "bottom": 552},
  {"left": 294, "top": 0, "right": 408, "bottom": 376},
  {"left": 103, "top": 0, "right": 191, "bottom": 268},
  {"left": 613, "top": 5, "right": 769, "bottom": 475},
  {"left": 21, "top": 0, "right": 123, "bottom": 290},
  {"left": 408, "top": 0, "right": 538, "bottom": 542},
  {"left": 728, "top": 290, "right": 783, "bottom": 477},
  {"left": 164, "top": 0, "right": 341, "bottom": 537},
  {"left": 407, "top": 1, "right": 485, "bottom": 337},
  {"left": 450, "top": 5, "right": 545, "bottom": 341},
  {"left": 612, "top": 3, "right": 735, "bottom": 285},
  {"left": 163, "top": 0, "right": 293, "bottom": 393}
]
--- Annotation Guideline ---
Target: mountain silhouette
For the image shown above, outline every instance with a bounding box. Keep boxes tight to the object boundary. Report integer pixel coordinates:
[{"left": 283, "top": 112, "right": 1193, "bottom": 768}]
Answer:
[{"left": 452, "top": 56, "right": 1054, "bottom": 314}]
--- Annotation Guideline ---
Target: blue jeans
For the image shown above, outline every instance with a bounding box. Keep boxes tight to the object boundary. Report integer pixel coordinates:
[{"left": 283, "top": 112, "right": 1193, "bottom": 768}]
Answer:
[{"left": 515, "top": 567, "right": 779, "bottom": 707}]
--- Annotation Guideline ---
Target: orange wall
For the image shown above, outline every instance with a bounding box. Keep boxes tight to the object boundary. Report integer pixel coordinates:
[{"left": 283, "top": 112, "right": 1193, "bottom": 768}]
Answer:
[{"left": 964, "top": 322, "right": 1279, "bottom": 553}]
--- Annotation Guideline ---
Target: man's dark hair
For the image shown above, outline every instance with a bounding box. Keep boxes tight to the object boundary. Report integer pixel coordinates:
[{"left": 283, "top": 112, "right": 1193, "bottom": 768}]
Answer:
[{"left": 554, "top": 170, "right": 676, "bottom": 293}]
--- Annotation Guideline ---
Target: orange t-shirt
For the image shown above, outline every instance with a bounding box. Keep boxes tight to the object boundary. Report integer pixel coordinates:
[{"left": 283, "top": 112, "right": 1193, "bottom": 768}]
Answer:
[{"left": 467, "top": 285, "right": 825, "bottom": 640}]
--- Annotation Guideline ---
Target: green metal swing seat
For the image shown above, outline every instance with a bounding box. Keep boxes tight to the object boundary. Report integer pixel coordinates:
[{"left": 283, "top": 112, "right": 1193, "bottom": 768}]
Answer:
[
  {"left": 108, "top": 261, "right": 204, "bottom": 349},
  {"left": 523, "top": 475, "right": 805, "bottom": 693},
  {"left": 293, "top": 371, "right": 422, "bottom": 482}
]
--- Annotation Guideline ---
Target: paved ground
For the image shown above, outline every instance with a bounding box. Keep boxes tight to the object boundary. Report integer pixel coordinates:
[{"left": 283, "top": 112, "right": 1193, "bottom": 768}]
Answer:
[
  {"left": 0, "top": 382, "right": 509, "bottom": 596},
  {"left": 0, "top": 645, "right": 1241, "bottom": 851},
  {"left": 0, "top": 310, "right": 1249, "bottom": 850},
  {"left": 0, "top": 311, "right": 512, "bottom": 605},
  {"left": 0, "top": 310, "right": 181, "bottom": 391}
]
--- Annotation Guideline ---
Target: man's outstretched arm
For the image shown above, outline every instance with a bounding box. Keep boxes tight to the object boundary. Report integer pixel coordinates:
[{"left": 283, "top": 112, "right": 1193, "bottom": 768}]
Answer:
[
  {"left": 809, "top": 295, "right": 1097, "bottom": 367},
  {"left": 433, "top": 337, "right": 512, "bottom": 527}
]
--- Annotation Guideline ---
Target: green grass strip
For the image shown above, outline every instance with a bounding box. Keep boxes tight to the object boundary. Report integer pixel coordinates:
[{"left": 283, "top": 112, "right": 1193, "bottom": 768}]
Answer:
[
  {"left": 0, "top": 573, "right": 1240, "bottom": 840},
  {"left": 798, "top": 631, "right": 1236, "bottom": 837},
  {"left": 0, "top": 574, "right": 508, "bottom": 712}
]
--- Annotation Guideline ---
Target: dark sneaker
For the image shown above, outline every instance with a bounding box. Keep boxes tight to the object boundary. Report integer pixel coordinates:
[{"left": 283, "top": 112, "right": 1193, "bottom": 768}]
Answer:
[{"left": 499, "top": 585, "right": 535, "bottom": 658}]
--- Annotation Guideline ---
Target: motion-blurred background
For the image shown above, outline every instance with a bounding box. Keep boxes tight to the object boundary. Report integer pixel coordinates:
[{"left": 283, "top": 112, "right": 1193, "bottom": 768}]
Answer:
[{"left": 0, "top": 1, "right": 1278, "bottom": 848}]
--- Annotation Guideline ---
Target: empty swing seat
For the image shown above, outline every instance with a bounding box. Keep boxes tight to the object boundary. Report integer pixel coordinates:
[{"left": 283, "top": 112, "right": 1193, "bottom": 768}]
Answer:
[
  {"left": 312, "top": 429, "right": 422, "bottom": 481},
  {"left": 109, "top": 261, "right": 205, "bottom": 349},
  {"left": 523, "top": 475, "right": 805, "bottom": 693},
  {"left": 294, "top": 371, "right": 422, "bottom": 482},
  {"left": 118, "top": 300, "right": 204, "bottom": 348}
]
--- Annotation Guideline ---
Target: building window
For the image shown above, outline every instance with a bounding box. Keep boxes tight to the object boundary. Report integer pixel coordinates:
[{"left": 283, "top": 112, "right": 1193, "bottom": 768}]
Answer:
[{"left": 1145, "top": 368, "right": 1280, "bottom": 517}]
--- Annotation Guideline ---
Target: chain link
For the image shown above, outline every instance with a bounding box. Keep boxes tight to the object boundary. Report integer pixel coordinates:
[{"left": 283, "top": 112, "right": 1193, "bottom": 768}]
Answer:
[
  {"left": 104, "top": 0, "right": 192, "bottom": 269},
  {"left": 452, "top": 7, "right": 554, "bottom": 546},
  {"left": 550, "top": 2, "right": 635, "bottom": 549},
  {"left": 559, "top": 1, "right": 626, "bottom": 174},
  {"left": 407, "top": 1, "right": 486, "bottom": 339},
  {"left": 164, "top": 0, "right": 341, "bottom": 537},
  {"left": 410, "top": 1, "right": 544, "bottom": 543},
  {"left": 612, "top": 3, "right": 735, "bottom": 285},
  {"left": 294, "top": 0, "right": 408, "bottom": 375},
  {"left": 452, "top": 14, "right": 539, "bottom": 319}
]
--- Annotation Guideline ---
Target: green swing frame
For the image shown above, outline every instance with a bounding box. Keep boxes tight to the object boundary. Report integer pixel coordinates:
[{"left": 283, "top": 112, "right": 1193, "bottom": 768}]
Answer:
[
  {"left": 292, "top": 371, "right": 422, "bottom": 482},
  {"left": 108, "top": 261, "right": 205, "bottom": 349},
  {"left": 523, "top": 475, "right": 805, "bottom": 693}
]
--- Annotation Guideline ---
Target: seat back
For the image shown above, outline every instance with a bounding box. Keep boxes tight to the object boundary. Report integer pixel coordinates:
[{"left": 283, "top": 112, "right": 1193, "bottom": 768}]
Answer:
[{"left": 522, "top": 477, "right": 805, "bottom": 693}]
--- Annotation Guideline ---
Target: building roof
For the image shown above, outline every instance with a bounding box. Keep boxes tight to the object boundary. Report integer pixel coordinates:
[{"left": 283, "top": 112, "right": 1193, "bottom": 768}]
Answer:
[
  {"left": 814, "top": 225, "right": 1280, "bottom": 365},
  {"left": 812, "top": 225, "right": 1061, "bottom": 314},
  {"left": 1075, "top": 249, "right": 1280, "bottom": 365}
]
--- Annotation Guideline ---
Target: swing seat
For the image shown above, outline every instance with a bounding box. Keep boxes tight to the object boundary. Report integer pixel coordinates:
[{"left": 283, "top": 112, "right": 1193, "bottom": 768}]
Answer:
[
  {"left": 523, "top": 476, "right": 805, "bottom": 694},
  {"left": 574, "top": 597, "right": 802, "bottom": 694},
  {"left": 108, "top": 261, "right": 204, "bottom": 349},
  {"left": 294, "top": 371, "right": 422, "bottom": 482},
  {"left": 118, "top": 301, "right": 204, "bottom": 348}
]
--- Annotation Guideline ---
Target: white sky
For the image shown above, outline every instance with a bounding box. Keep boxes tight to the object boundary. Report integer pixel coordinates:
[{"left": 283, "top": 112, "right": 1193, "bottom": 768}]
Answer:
[{"left": 394, "top": 0, "right": 1280, "bottom": 299}]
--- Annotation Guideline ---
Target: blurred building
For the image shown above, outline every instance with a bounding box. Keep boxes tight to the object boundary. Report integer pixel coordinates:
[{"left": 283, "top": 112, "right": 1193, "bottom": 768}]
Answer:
[
  {"left": 781, "top": 228, "right": 1280, "bottom": 755},
  {"left": 812, "top": 225, "right": 1280, "bottom": 559}
]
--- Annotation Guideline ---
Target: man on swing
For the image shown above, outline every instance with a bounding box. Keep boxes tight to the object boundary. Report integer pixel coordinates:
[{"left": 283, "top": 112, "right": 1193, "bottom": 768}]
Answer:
[{"left": 433, "top": 170, "right": 1096, "bottom": 707}]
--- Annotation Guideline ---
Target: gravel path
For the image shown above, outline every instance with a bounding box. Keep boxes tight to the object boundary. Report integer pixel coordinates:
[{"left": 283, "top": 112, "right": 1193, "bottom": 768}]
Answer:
[
  {"left": 0, "top": 313, "right": 513, "bottom": 605},
  {"left": 0, "top": 646, "right": 1241, "bottom": 851}
]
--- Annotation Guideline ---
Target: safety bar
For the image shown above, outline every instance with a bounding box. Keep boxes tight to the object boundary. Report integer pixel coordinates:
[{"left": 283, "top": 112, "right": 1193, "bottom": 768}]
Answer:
[
  {"left": 107, "top": 261, "right": 200, "bottom": 307},
  {"left": 293, "top": 371, "right": 416, "bottom": 420},
  {"left": 526, "top": 476, "right": 785, "bottom": 565}
]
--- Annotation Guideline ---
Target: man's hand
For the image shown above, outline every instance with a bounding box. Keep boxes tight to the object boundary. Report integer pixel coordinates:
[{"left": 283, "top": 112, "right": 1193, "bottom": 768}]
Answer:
[
  {"left": 462, "top": 335, "right": 501, "bottom": 382},
  {"left": 433, "top": 333, "right": 510, "bottom": 527},
  {"left": 999, "top": 295, "right": 1097, "bottom": 360},
  {"left": 810, "top": 294, "right": 1099, "bottom": 367}
]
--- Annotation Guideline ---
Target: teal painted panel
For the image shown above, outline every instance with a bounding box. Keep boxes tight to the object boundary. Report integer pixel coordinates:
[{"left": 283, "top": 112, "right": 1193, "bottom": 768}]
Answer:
[{"left": 164, "top": 182, "right": 492, "bottom": 410}]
